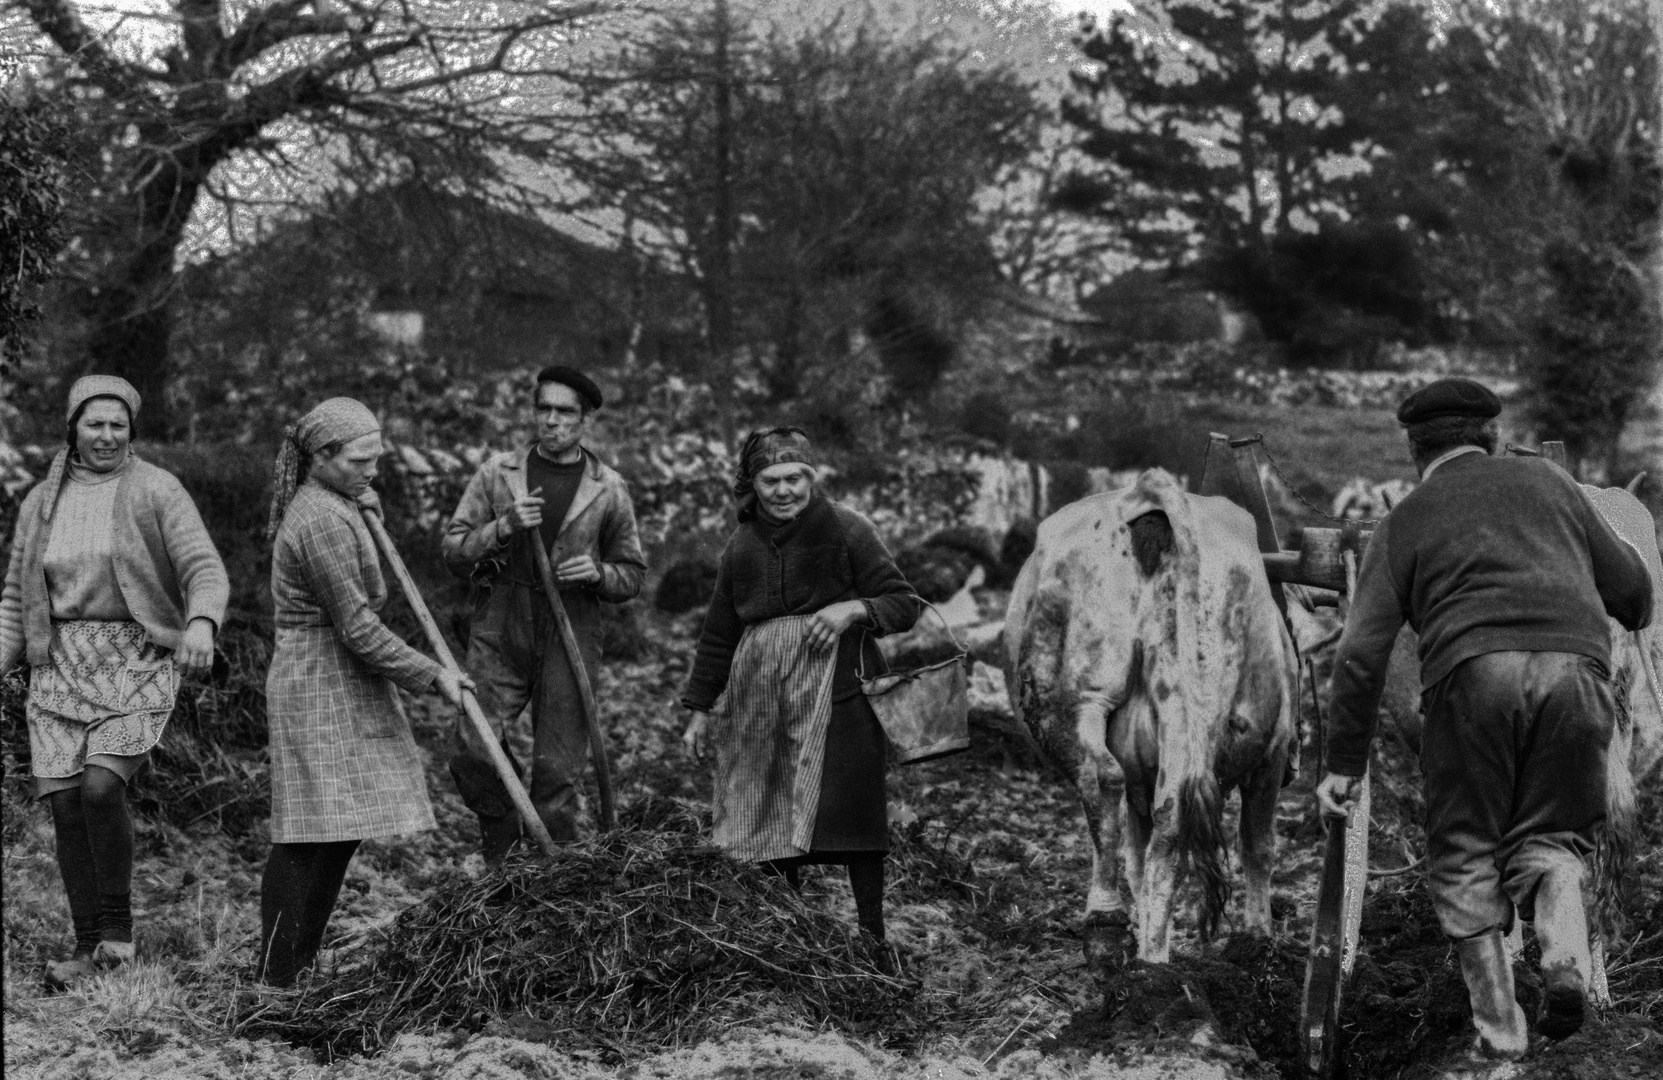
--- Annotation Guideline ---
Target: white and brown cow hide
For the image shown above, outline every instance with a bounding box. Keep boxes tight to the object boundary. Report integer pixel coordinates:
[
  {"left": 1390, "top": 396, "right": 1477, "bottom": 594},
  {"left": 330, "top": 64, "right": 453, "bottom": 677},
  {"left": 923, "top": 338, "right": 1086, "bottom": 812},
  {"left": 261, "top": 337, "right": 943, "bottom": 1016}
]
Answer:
[{"left": 1003, "top": 468, "right": 1298, "bottom": 972}]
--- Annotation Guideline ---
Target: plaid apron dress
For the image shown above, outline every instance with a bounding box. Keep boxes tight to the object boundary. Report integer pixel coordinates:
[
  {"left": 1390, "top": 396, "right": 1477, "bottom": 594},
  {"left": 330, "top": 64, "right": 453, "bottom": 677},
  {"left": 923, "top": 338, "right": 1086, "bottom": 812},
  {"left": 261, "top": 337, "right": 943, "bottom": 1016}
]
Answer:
[
  {"left": 267, "top": 484, "right": 438, "bottom": 844},
  {"left": 710, "top": 614, "right": 838, "bottom": 862}
]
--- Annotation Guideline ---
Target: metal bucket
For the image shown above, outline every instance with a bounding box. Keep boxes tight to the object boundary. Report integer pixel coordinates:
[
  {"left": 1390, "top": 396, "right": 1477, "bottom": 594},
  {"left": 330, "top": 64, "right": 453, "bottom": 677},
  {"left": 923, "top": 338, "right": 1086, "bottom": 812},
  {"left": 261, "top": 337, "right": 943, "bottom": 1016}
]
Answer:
[{"left": 860, "top": 603, "right": 970, "bottom": 765}]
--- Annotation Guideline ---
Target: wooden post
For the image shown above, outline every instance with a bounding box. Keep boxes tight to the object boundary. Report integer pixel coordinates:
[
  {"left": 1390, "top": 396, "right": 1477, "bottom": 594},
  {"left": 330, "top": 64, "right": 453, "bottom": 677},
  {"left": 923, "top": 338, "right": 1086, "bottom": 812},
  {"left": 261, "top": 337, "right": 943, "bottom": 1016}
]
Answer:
[
  {"left": 1197, "top": 432, "right": 1243, "bottom": 502},
  {"left": 528, "top": 536, "right": 618, "bottom": 832},
  {"left": 1229, "top": 437, "right": 1283, "bottom": 555},
  {"left": 359, "top": 508, "right": 559, "bottom": 856}
]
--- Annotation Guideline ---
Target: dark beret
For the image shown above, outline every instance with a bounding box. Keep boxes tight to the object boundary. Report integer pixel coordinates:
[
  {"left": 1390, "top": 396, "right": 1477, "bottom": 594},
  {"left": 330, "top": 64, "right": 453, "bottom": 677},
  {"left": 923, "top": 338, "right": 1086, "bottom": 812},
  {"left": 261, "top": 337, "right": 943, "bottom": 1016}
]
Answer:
[
  {"left": 1396, "top": 377, "right": 1501, "bottom": 425},
  {"left": 536, "top": 365, "right": 603, "bottom": 410}
]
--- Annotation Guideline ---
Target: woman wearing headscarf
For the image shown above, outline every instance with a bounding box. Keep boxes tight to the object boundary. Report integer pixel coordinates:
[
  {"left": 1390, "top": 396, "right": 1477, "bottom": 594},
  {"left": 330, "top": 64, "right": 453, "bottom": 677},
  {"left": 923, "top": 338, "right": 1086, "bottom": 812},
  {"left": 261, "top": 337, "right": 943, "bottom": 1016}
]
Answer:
[
  {"left": 259, "top": 397, "right": 470, "bottom": 987},
  {"left": 0, "top": 376, "right": 228, "bottom": 990},
  {"left": 680, "top": 428, "right": 921, "bottom": 948}
]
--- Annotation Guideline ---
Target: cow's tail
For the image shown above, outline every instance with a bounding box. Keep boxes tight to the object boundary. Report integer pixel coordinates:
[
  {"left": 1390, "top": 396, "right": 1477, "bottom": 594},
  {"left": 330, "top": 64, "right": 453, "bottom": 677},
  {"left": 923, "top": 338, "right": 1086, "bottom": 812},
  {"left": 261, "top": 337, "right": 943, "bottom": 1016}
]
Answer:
[
  {"left": 1592, "top": 662, "right": 1640, "bottom": 939},
  {"left": 1137, "top": 468, "right": 1232, "bottom": 940},
  {"left": 1177, "top": 773, "right": 1231, "bottom": 940}
]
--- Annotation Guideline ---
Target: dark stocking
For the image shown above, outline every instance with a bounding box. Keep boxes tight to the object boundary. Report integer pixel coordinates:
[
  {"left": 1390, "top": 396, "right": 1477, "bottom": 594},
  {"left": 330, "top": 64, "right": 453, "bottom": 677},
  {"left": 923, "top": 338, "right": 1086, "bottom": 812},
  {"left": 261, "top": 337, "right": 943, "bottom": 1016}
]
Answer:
[
  {"left": 259, "top": 840, "right": 361, "bottom": 986},
  {"left": 80, "top": 765, "right": 134, "bottom": 943},
  {"left": 848, "top": 855, "right": 885, "bottom": 942},
  {"left": 294, "top": 841, "right": 360, "bottom": 967},
  {"left": 47, "top": 790, "right": 100, "bottom": 957}
]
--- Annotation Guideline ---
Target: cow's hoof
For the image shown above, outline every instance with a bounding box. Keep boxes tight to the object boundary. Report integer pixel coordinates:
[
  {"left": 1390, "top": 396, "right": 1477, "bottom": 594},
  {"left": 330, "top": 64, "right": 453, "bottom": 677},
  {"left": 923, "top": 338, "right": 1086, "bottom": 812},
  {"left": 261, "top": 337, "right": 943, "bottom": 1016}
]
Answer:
[{"left": 1083, "top": 911, "right": 1136, "bottom": 979}]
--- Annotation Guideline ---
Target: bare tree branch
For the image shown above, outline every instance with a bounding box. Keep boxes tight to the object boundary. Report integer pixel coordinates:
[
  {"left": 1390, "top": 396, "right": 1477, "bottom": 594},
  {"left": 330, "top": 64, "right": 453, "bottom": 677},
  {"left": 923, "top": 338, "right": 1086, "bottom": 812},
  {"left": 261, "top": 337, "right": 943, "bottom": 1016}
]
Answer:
[{"left": 22, "top": 0, "right": 155, "bottom": 99}]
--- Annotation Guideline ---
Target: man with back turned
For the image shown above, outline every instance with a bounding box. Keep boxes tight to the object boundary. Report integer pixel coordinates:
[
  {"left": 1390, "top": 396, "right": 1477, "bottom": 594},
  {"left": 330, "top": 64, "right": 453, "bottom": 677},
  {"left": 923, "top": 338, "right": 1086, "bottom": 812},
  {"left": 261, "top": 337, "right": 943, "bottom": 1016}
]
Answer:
[{"left": 1314, "top": 378, "right": 1652, "bottom": 1068}]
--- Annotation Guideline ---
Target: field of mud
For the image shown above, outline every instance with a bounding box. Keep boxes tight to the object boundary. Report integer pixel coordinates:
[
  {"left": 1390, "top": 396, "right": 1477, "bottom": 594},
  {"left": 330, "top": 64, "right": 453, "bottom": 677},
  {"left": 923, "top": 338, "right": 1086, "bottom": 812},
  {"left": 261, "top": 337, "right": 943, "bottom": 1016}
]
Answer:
[{"left": 4, "top": 606, "right": 1661, "bottom": 1080}]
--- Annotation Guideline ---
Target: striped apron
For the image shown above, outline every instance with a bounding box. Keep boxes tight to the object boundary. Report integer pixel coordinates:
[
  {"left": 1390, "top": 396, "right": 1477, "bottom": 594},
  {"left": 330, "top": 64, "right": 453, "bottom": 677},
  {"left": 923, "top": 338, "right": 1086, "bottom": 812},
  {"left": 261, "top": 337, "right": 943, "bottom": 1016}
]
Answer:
[{"left": 711, "top": 615, "right": 837, "bottom": 862}]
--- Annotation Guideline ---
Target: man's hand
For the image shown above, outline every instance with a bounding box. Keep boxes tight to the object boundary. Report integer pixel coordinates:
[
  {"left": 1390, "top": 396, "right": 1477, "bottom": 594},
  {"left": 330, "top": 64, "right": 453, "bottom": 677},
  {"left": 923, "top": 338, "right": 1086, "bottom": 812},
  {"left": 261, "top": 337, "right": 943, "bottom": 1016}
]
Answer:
[
  {"left": 435, "top": 668, "right": 477, "bottom": 709},
  {"left": 683, "top": 709, "right": 712, "bottom": 760},
  {"left": 805, "top": 600, "right": 868, "bottom": 651},
  {"left": 175, "top": 617, "right": 216, "bottom": 678},
  {"left": 1315, "top": 772, "right": 1363, "bottom": 820},
  {"left": 507, "top": 486, "right": 546, "bottom": 534},
  {"left": 555, "top": 555, "right": 602, "bottom": 586}
]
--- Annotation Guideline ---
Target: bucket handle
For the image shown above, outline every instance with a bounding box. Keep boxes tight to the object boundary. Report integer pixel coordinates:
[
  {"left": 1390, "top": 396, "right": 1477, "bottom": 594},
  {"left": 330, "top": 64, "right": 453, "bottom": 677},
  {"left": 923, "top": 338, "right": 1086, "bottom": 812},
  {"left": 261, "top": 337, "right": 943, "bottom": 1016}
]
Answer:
[{"left": 857, "top": 596, "right": 968, "bottom": 682}]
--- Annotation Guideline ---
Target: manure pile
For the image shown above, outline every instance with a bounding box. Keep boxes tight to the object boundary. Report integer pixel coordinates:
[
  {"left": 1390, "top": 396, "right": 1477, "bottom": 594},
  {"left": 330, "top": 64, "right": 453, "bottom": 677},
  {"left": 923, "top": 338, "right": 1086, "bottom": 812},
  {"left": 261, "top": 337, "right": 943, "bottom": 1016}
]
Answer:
[{"left": 239, "top": 801, "right": 932, "bottom": 1060}]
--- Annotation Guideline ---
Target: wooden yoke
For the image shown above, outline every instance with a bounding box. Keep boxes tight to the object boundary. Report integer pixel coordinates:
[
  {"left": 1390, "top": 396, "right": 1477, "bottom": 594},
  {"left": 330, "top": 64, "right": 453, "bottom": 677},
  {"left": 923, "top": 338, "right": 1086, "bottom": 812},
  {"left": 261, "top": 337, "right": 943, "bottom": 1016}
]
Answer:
[
  {"left": 1197, "top": 432, "right": 1373, "bottom": 597},
  {"left": 1199, "top": 433, "right": 1288, "bottom": 610}
]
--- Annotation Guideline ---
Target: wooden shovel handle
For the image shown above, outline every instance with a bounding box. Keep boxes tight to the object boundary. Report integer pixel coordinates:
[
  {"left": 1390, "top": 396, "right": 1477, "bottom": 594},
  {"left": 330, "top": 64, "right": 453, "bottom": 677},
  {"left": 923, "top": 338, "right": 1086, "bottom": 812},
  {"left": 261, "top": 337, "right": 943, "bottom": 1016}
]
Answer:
[
  {"left": 359, "top": 507, "right": 559, "bottom": 856},
  {"left": 529, "top": 537, "right": 617, "bottom": 832}
]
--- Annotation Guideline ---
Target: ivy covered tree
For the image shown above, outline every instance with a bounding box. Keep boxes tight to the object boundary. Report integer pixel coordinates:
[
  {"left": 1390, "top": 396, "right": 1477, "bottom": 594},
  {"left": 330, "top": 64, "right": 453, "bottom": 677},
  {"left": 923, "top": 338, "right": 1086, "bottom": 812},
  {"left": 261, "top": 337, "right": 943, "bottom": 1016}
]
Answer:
[{"left": 0, "top": 88, "right": 71, "bottom": 371}]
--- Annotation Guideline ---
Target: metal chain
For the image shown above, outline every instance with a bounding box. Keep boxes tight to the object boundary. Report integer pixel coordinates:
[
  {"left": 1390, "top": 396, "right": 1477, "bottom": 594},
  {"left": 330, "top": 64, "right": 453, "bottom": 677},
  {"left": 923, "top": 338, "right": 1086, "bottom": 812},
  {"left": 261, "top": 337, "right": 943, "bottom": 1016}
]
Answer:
[{"left": 1246, "top": 433, "right": 1382, "bottom": 527}]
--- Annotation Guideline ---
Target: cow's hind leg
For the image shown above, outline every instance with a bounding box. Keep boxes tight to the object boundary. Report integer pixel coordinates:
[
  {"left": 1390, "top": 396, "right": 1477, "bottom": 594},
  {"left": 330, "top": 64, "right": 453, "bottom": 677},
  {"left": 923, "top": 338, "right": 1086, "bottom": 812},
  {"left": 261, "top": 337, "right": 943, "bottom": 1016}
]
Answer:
[
  {"left": 1237, "top": 748, "right": 1286, "bottom": 937},
  {"left": 1077, "top": 700, "right": 1136, "bottom": 979}
]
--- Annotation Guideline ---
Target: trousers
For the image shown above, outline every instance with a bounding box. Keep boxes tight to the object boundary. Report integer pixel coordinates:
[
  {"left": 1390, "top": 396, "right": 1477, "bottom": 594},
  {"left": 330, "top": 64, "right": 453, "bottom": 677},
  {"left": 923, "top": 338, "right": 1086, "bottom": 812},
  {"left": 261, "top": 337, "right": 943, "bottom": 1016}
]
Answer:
[
  {"left": 1421, "top": 650, "right": 1613, "bottom": 939},
  {"left": 448, "top": 582, "right": 601, "bottom": 845}
]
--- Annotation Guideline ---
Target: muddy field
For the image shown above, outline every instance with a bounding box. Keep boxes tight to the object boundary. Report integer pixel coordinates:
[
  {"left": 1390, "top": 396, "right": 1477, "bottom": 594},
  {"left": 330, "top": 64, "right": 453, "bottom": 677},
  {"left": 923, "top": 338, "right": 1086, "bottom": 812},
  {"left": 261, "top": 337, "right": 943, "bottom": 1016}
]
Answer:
[{"left": 4, "top": 607, "right": 1661, "bottom": 1080}]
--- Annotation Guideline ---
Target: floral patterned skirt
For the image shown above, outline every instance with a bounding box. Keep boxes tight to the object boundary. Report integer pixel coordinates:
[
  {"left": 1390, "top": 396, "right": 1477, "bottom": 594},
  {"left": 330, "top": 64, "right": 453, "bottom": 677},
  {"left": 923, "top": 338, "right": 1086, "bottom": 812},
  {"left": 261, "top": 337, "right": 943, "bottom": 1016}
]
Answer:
[{"left": 27, "top": 620, "right": 177, "bottom": 781}]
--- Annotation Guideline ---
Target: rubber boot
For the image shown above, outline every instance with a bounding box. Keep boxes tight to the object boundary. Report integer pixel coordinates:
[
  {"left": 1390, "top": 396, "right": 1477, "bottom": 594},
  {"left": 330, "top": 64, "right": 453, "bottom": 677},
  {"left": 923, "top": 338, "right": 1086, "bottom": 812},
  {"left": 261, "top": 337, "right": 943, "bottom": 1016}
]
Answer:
[
  {"left": 1532, "top": 872, "right": 1591, "bottom": 1040},
  {"left": 1455, "top": 929, "right": 1529, "bottom": 1061}
]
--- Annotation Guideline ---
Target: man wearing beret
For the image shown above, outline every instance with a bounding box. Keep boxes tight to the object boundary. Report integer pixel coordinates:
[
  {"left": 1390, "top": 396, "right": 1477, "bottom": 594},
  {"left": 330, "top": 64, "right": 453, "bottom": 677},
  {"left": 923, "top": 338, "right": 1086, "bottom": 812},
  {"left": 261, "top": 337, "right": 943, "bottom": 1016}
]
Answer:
[
  {"left": 1315, "top": 377, "right": 1652, "bottom": 1066},
  {"left": 442, "top": 366, "right": 647, "bottom": 857}
]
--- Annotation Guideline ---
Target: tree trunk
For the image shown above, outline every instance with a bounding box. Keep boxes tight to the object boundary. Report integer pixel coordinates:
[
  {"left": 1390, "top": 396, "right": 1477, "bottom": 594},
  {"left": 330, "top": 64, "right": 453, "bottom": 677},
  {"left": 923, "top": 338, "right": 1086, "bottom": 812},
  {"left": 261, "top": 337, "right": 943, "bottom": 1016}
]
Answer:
[
  {"left": 706, "top": 0, "right": 737, "bottom": 429},
  {"left": 767, "top": 289, "right": 804, "bottom": 402},
  {"left": 75, "top": 150, "right": 203, "bottom": 439}
]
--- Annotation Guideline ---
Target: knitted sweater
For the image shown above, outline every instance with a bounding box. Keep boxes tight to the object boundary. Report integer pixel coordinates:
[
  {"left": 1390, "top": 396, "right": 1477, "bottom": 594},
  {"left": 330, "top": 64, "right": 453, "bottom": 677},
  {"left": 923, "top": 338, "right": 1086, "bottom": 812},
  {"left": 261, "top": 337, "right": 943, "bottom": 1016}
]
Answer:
[
  {"left": 1, "top": 450, "right": 229, "bottom": 671},
  {"left": 1326, "top": 452, "right": 1653, "bottom": 776},
  {"left": 681, "top": 495, "right": 922, "bottom": 710},
  {"left": 41, "top": 461, "right": 131, "bottom": 621}
]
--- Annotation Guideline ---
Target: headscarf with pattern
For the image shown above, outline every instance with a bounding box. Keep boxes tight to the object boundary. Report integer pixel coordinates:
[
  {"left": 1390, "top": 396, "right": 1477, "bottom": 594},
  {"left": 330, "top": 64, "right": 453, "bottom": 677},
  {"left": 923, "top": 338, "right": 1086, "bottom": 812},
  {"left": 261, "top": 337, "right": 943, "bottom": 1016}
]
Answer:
[
  {"left": 265, "top": 397, "right": 382, "bottom": 539},
  {"left": 731, "top": 427, "right": 815, "bottom": 522}
]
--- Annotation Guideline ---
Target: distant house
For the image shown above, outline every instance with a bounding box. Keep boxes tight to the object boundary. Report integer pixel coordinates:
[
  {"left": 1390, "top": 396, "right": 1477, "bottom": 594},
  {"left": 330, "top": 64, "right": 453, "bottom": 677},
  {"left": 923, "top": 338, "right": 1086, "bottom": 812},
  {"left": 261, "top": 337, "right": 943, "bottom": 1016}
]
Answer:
[{"left": 181, "top": 183, "right": 703, "bottom": 375}]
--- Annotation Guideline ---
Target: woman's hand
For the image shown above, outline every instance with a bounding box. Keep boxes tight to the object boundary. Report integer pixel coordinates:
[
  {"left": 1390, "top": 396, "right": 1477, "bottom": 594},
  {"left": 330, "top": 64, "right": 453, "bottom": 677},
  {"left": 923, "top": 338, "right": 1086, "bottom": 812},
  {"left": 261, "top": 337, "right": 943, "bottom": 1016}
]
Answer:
[
  {"left": 805, "top": 600, "right": 868, "bottom": 651},
  {"left": 175, "top": 617, "right": 216, "bottom": 678},
  {"left": 436, "top": 668, "right": 477, "bottom": 709},
  {"left": 683, "top": 709, "right": 712, "bottom": 760}
]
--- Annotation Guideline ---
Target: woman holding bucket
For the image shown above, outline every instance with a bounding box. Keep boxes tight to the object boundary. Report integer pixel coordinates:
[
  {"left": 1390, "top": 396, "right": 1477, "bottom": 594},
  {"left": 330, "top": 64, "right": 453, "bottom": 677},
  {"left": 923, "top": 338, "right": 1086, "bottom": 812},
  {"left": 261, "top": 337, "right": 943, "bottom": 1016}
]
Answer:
[
  {"left": 680, "top": 428, "right": 921, "bottom": 946},
  {"left": 259, "top": 397, "right": 471, "bottom": 987},
  {"left": 1, "top": 376, "right": 227, "bottom": 990}
]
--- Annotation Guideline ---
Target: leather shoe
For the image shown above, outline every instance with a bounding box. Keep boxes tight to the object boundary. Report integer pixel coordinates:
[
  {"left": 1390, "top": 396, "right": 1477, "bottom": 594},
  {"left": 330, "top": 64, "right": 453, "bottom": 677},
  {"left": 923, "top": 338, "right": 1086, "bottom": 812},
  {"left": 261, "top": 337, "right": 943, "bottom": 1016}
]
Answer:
[{"left": 43, "top": 954, "right": 96, "bottom": 992}]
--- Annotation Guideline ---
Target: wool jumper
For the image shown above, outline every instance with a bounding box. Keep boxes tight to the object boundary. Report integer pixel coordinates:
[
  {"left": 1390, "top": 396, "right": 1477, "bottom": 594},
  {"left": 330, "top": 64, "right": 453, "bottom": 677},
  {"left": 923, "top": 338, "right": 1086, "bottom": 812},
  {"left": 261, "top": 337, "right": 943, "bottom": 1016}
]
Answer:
[
  {"left": 1, "top": 449, "right": 229, "bottom": 672},
  {"left": 41, "top": 463, "right": 131, "bottom": 622},
  {"left": 684, "top": 496, "right": 920, "bottom": 857},
  {"left": 525, "top": 451, "right": 586, "bottom": 554},
  {"left": 1327, "top": 452, "right": 1652, "bottom": 776}
]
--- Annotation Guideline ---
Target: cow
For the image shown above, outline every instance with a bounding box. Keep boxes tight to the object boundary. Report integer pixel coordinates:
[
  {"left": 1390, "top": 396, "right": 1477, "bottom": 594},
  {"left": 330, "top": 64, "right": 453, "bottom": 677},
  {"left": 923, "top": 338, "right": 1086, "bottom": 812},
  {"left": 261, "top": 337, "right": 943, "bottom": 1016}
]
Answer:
[{"left": 1004, "top": 468, "right": 1299, "bottom": 972}]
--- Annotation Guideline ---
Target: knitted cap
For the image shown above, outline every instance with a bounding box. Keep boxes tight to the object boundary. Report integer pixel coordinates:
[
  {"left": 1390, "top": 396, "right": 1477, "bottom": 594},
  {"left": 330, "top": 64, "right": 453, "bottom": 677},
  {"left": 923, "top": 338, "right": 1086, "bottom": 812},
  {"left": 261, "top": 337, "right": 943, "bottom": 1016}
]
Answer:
[
  {"left": 1397, "top": 378, "right": 1501, "bottom": 425},
  {"left": 66, "top": 375, "right": 140, "bottom": 424}
]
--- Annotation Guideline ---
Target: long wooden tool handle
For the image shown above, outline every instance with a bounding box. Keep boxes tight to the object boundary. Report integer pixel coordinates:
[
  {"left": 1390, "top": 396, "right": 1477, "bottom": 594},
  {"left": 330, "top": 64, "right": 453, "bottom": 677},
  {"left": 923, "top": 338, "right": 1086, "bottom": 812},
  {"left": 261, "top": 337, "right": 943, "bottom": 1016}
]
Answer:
[
  {"left": 529, "top": 536, "right": 617, "bottom": 832},
  {"left": 359, "top": 508, "right": 559, "bottom": 856}
]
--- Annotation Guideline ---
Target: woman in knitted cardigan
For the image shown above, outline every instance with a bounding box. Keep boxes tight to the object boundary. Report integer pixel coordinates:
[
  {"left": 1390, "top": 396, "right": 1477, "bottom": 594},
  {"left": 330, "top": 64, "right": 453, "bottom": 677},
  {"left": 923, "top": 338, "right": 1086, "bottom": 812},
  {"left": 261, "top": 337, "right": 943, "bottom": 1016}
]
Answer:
[
  {"left": 0, "top": 376, "right": 227, "bottom": 990},
  {"left": 680, "top": 428, "right": 921, "bottom": 948}
]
